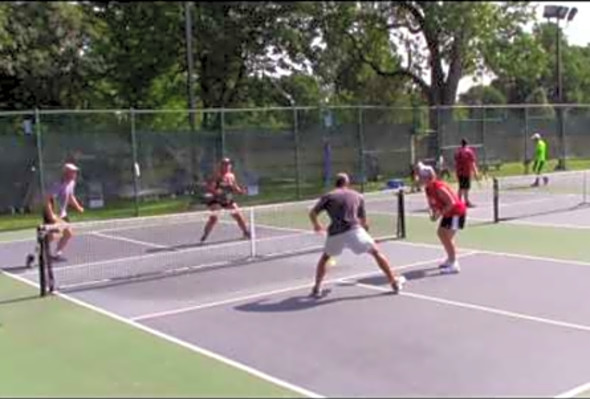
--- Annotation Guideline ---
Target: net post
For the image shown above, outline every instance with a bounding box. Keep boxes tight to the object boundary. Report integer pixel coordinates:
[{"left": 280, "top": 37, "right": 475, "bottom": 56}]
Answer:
[
  {"left": 249, "top": 206, "right": 256, "bottom": 258},
  {"left": 397, "top": 188, "right": 406, "bottom": 239},
  {"left": 37, "top": 226, "right": 47, "bottom": 297},
  {"left": 493, "top": 177, "right": 499, "bottom": 223}
]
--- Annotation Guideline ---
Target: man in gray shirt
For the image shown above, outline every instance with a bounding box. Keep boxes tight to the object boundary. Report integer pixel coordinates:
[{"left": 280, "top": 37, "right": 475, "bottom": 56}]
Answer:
[{"left": 309, "top": 173, "right": 406, "bottom": 297}]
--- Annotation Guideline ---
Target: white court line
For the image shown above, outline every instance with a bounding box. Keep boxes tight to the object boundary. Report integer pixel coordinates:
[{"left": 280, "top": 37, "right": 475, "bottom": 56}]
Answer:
[
  {"left": 555, "top": 381, "right": 590, "bottom": 398},
  {"left": 2, "top": 270, "right": 323, "bottom": 398},
  {"left": 91, "top": 232, "right": 168, "bottom": 249},
  {"left": 397, "top": 240, "right": 590, "bottom": 268},
  {"left": 351, "top": 281, "right": 590, "bottom": 334},
  {"left": 130, "top": 253, "right": 480, "bottom": 322}
]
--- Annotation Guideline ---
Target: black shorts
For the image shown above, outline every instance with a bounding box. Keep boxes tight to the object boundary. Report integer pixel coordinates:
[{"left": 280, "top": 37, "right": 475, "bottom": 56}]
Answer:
[
  {"left": 440, "top": 214, "right": 466, "bottom": 231},
  {"left": 458, "top": 176, "right": 471, "bottom": 190},
  {"left": 205, "top": 198, "right": 235, "bottom": 209},
  {"left": 42, "top": 212, "right": 69, "bottom": 225}
]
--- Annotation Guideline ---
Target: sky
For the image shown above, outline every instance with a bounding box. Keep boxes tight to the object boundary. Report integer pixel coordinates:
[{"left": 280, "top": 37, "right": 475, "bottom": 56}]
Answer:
[{"left": 458, "top": 1, "right": 589, "bottom": 95}]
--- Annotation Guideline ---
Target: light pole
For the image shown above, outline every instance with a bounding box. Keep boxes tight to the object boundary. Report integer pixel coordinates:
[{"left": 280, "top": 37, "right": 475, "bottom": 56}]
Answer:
[{"left": 543, "top": 5, "right": 577, "bottom": 170}]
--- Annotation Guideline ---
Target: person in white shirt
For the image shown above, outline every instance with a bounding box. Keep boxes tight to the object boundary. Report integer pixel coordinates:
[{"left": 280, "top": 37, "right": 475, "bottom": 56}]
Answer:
[{"left": 42, "top": 163, "right": 84, "bottom": 260}]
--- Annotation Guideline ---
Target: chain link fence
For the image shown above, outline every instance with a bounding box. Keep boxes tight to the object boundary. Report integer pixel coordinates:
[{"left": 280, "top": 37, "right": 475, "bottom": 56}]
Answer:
[{"left": 2, "top": 104, "right": 590, "bottom": 221}]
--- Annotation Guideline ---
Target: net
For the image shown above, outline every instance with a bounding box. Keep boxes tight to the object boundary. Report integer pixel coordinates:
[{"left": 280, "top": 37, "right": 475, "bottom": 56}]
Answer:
[
  {"left": 36, "top": 189, "right": 405, "bottom": 293},
  {"left": 493, "top": 169, "right": 590, "bottom": 222}
]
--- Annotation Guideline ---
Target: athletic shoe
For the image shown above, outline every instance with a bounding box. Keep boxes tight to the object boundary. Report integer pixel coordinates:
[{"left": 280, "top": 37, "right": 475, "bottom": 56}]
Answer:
[
  {"left": 392, "top": 275, "right": 407, "bottom": 294},
  {"left": 242, "top": 230, "right": 251, "bottom": 240},
  {"left": 466, "top": 202, "right": 476, "bottom": 208},
  {"left": 25, "top": 254, "right": 35, "bottom": 268},
  {"left": 439, "top": 261, "right": 461, "bottom": 274},
  {"left": 50, "top": 253, "right": 66, "bottom": 262},
  {"left": 543, "top": 176, "right": 549, "bottom": 185},
  {"left": 309, "top": 287, "right": 330, "bottom": 299}
]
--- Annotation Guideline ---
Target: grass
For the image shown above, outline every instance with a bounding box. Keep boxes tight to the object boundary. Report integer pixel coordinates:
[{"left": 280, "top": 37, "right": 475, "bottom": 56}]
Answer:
[{"left": 0, "top": 274, "right": 303, "bottom": 398}]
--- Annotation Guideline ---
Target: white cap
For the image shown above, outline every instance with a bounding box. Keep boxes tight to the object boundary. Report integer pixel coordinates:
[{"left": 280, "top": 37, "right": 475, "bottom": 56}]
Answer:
[
  {"left": 63, "top": 163, "right": 79, "bottom": 172},
  {"left": 416, "top": 162, "right": 435, "bottom": 179},
  {"left": 531, "top": 133, "right": 541, "bottom": 140}
]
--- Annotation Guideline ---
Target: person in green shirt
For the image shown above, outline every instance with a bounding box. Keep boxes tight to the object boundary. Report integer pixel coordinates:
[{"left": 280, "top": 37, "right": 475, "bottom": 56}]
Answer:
[{"left": 531, "top": 133, "right": 549, "bottom": 186}]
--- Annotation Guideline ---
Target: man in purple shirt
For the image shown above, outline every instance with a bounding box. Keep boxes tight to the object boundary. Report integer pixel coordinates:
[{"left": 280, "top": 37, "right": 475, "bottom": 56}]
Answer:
[
  {"left": 43, "top": 163, "right": 84, "bottom": 260},
  {"left": 308, "top": 173, "right": 406, "bottom": 298}
]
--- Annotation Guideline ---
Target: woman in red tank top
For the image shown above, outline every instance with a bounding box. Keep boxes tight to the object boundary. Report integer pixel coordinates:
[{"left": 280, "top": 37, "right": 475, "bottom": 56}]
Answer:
[{"left": 417, "top": 162, "right": 467, "bottom": 274}]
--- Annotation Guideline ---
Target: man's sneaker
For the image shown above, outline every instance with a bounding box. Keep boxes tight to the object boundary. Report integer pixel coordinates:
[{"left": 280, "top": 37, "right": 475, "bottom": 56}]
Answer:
[
  {"left": 439, "top": 261, "right": 460, "bottom": 274},
  {"left": 309, "top": 287, "right": 330, "bottom": 299},
  {"left": 543, "top": 176, "right": 549, "bottom": 185},
  {"left": 392, "top": 275, "right": 407, "bottom": 294},
  {"left": 466, "top": 202, "right": 476, "bottom": 208}
]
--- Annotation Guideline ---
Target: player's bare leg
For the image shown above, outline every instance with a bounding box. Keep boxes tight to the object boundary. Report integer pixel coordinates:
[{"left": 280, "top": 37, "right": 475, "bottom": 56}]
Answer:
[
  {"left": 437, "top": 227, "right": 460, "bottom": 273},
  {"left": 229, "top": 204, "right": 250, "bottom": 238},
  {"left": 369, "top": 246, "right": 405, "bottom": 293},
  {"left": 201, "top": 204, "right": 221, "bottom": 243},
  {"left": 54, "top": 227, "right": 72, "bottom": 259},
  {"left": 311, "top": 253, "right": 330, "bottom": 298}
]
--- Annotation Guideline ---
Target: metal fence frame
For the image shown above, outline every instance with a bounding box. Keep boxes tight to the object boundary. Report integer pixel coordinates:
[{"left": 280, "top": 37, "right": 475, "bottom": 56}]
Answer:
[{"left": 1, "top": 103, "right": 589, "bottom": 217}]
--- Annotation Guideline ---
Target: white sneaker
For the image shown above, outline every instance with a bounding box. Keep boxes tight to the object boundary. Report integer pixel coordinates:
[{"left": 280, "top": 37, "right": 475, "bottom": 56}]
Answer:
[
  {"left": 392, "top": 275, "right": 407, "bottom": 294},
  {"left": 440, "top": 261, "right": 460, "bottom": 274}
]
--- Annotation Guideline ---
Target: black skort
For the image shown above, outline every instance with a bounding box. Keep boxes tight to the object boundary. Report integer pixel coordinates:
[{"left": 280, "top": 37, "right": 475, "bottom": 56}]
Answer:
[
  {"left": 440, "top": 214, "right": 466, "bottom": 231},
  {"left": 43, "top": 212, "right": 69, "bottom": 225}
]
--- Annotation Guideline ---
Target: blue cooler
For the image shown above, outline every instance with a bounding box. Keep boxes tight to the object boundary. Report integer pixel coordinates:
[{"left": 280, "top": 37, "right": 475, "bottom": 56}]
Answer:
[{"left": 386, "top": 179, "right": 404, "bottom": 190}]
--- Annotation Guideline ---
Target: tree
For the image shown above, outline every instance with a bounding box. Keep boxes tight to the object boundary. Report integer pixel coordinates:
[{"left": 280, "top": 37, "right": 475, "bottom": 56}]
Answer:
[
  {"left": 459, "top": 85, "right": 507, "bottom": 105},
  {"left": 313, "top": 1, "right": 535, "bottom": 107},
  {"left": 82, "top": 1, "right": 184, "bottom": 108},
  {"left": 0, "top": 2, "right": 102, "bottom": 109}
]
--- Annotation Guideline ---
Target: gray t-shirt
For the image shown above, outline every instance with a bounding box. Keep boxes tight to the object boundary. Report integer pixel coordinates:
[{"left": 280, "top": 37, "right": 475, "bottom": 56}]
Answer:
[{"left": 312, "top": 188, "right": 366, "bottom": 236}]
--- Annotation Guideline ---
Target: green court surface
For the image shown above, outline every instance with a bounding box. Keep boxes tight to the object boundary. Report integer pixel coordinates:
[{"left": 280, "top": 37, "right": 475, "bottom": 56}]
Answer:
[
  {"left": 3, "top": 201, "right": 590, "bottom": 397},
  {"left": 0, "top": 275, "right": 302, "bottom": 398}
]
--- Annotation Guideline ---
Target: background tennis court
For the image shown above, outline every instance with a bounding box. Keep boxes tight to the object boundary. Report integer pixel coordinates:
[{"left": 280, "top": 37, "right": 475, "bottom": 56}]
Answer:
[{"left": 3, "top": 171, "right": 590, "bottom": 397}]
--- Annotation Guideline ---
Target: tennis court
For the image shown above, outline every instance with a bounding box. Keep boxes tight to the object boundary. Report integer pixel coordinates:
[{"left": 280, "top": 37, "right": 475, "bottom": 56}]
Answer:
[{"left": 3, "top": 171, "right": 590, "bottom": 397}]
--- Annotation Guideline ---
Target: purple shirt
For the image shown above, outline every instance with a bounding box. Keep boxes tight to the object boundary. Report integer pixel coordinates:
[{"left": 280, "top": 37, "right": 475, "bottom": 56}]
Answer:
[{"left": 49, "top": 180, "right": 76, "bottom": 218}]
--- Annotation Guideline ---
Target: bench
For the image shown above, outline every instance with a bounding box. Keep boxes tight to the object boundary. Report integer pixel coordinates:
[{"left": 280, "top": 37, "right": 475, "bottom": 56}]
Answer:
[{"left": 481, "top": 159, "right": 503, "bottom": 173}]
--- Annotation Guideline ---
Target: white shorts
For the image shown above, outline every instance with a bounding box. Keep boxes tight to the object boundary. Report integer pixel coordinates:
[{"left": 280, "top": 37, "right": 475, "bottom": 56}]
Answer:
[{"left": 324, "top": 227, "right": 376, "bottom": 257}]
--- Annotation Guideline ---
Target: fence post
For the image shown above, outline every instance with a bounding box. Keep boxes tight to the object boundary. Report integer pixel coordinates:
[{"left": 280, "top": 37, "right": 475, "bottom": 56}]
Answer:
[
  {"left": 560, "top": 106, "right": 568, "bottom": 170},
  {"left": 524, "top": 107, "right": 529, "bottom": 174},
  {"left": 436, "top": 106, "right": 442, "bottom": 158},
  {"left": 130, "top": 108, "right": 140, "bottom": 217},
  {"left": 34, "top": 109, "right": 45, "bottom": 201},
  {"left": 481, "top": 105, "right": 488, "bottom": 167},
  {"left": 292, "top": 106, "right": 301, "bottom": 200},
  {"left": 357, "top": 107, "right": 366, "bottom": 193},
  {"left": 220, "top": 109, "right": 226, "bottom": 158}
]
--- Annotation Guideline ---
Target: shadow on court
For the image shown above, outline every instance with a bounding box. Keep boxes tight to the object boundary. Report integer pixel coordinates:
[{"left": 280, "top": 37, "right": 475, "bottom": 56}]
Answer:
[
  {"left": 356, "top": 267, "right": 450, "bottom": 287},
  {"left": 234, "top": 286, "right": 390, "bottom": 313}
]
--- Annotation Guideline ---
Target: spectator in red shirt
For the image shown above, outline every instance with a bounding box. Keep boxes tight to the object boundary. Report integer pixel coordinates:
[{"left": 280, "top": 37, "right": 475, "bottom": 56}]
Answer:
[
  {"left": 454, "top": 138, "right": 479, "bottom": 208},
  {"left": 416, "top": 162, "right": 467, "bottom": 274}
]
